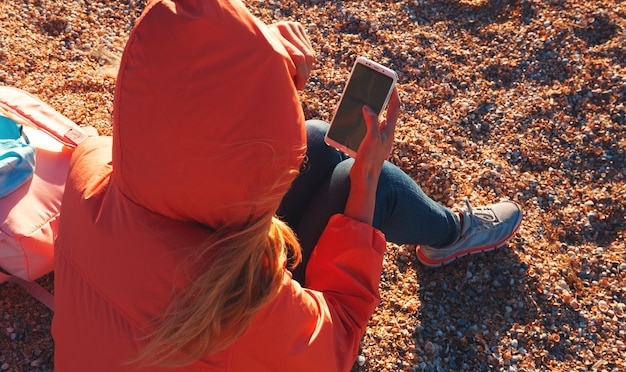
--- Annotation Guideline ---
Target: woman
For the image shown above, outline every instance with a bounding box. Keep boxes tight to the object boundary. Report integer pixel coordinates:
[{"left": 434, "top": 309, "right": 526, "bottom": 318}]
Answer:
[{"left": 52, "top": 0, "right": 521, "bottom": 370}]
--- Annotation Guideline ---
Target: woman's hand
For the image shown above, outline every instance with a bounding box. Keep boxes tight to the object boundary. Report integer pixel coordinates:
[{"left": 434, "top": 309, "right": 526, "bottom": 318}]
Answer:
[
  {"left": 355, "top": 88, "right": 400, "bottom": 175},
  {"left": 344, "top": 88, "right": 401, "bottom": 225},
  {"left": 268, "top": 21, "right": 316, "bottom": 90}
]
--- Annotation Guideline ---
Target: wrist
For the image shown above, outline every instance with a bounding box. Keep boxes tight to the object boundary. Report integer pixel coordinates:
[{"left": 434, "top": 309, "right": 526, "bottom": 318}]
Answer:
[
  {"left": 344, "top": 161, "right": 380, "bottom": 225},
  {"left": 349, "top": 161, "right": 381, "bottom": 187}
]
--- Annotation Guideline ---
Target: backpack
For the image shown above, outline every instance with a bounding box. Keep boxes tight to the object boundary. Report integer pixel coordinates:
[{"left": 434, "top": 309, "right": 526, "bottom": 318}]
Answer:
[{"left": 0, "top": 86, "right": 89, "bottom": 310}]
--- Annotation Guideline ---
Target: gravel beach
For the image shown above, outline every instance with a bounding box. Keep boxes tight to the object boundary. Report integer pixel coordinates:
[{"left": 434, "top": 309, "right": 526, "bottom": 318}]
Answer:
[{"left": 1, "top": 0, "right": 625, "bottom": 371}]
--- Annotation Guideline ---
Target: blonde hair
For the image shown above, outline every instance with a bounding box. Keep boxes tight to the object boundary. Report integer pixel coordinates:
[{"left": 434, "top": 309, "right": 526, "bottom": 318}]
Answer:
[{"left": 132, "top": 213, "right": 302, "bottom": 366}]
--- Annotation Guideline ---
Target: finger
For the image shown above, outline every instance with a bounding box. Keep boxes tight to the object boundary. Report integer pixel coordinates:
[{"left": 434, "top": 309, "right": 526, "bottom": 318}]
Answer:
[
  {"left": 361, "top": 105, "right": 379, "bottom": 135},
  {"left": 285, "top": 22, "right": 316, "bottom": 67},
  {"left": 286, "top": 21, "right": 313, "bottom": 48},
  {"left": 292, "top": 52, "right": 310, "bottom": 90},
  {"left": 302, "top": 45, "right": 316, "bottom": 67},
  {"left": 294, "top": 23, "right": 313, "bottom": 49},
  {"left": 382, "top": 88, "right": 401, "bottom": 135},
  {"left": 294, "top": 67, "right": 309, "bottom": 90},
  {"left": 291, "top": 33, "right": 315, "bottom": 69},
  {"left": 278, "top": 22, "right": 313, "bottom": 54},
  {"left": 281, "top": 41, "right": 310, "bottom": 90}
]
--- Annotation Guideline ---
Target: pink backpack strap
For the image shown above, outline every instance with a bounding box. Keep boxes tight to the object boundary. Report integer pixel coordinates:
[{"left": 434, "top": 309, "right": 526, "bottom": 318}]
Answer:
[
  {"left": 0, "top": 86, "right": 88, "bottom": 148},
  {"left": 0, "top": 271, "right": 54, "bottom": 311}
]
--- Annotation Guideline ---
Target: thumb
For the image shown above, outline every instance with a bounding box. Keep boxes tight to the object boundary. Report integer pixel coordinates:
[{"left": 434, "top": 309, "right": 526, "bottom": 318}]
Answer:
[{"left": 362, "top": 105, "right": 378, "bottom": 132}]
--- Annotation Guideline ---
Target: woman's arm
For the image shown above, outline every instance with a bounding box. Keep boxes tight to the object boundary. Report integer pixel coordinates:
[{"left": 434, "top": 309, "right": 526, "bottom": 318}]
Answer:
[{"left": 344, "top": 88, "right": 401, "bottom": 225}]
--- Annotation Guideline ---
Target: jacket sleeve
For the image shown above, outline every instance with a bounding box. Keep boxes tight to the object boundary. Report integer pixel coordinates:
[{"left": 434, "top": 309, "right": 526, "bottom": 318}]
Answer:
[{"left": 232, "top": 214, "right": 386, "bottom": 372}]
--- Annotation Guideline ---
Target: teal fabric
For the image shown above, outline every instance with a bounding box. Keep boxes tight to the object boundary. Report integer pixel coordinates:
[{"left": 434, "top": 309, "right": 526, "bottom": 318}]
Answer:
[{"left": 0, "top": 116, "right": 36, "bottom": 197}]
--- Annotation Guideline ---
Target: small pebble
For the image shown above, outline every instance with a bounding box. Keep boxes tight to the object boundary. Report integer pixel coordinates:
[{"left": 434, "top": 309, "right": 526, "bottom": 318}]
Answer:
[
  {"left": 356, "top": 355, "right": 366, "bottom": 366},
  {"left": 597, "top": 300, "right": 609, "bottom": 313}
]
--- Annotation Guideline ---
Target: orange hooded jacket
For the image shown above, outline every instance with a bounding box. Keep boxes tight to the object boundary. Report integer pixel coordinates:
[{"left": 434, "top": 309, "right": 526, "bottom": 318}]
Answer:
[{"left": 52, "top": 0, "right": 386, "bottom": 371}]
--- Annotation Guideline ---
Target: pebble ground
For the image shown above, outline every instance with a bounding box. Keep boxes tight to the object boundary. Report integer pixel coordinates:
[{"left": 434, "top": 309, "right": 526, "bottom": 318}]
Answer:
[{"left": 1, "top": 0, "right": 624, "bottom": 371}]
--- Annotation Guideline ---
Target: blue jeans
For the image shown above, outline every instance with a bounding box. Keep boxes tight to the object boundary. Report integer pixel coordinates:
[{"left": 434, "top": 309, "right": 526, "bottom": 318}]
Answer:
[{"left": 278, "top": 120, "right": 460, "bottom": 282}]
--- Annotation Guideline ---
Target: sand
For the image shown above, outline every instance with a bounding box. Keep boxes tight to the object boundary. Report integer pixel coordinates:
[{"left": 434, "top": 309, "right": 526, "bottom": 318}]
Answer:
[{"left": 1, "top": 0, "right": 624, "bottom": 370}]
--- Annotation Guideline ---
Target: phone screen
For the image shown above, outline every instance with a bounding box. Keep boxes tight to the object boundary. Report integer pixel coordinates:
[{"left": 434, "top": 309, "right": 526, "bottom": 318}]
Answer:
[{"left": 326, "top": 62, "right": 395, "bottom": 155}]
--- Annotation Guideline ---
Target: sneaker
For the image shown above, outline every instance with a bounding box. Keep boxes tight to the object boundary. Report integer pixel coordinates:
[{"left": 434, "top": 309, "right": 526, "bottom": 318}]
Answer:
[{"left": 416, "top": 198, "right": 523, "bottom": 267}]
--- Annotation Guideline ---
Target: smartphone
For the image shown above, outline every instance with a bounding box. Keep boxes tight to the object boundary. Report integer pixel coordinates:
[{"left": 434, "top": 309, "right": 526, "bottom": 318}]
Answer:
[{"left": 325, "top": 57, "right": 397, "bottom": 157}]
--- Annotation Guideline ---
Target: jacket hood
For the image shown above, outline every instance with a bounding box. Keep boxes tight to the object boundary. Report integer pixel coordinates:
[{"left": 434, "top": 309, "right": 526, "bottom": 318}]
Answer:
[{"left": 113, "top": 0, "right": 306, "bottom": 228}]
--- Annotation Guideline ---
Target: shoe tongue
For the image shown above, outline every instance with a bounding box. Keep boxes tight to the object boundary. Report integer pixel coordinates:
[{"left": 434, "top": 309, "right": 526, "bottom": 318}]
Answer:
[{"left": 460, "top": 210, "right": 473, "bottom": 235}]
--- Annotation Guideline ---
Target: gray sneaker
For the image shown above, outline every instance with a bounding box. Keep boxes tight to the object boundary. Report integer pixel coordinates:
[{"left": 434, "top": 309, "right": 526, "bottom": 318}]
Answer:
[{"left": 416, "top": 199, "right": 523, "bottom": 267}]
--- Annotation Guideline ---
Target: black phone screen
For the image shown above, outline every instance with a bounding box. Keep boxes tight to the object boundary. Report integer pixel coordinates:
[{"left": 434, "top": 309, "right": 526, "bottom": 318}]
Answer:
[{"left": 327, "top": 63, "right": 395, "bottom": 154}]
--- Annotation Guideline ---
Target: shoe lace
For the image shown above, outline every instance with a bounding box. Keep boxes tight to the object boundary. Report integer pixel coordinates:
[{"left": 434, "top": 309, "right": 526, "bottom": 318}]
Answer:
[{"left": 462, "top": 198, "right": 494, "bottom": 232}]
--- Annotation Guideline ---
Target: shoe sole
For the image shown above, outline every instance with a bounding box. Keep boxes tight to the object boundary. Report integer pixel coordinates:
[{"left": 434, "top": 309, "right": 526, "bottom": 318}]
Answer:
[{"left": 416, "top": 206, "right": 523, "bottom": 268}]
